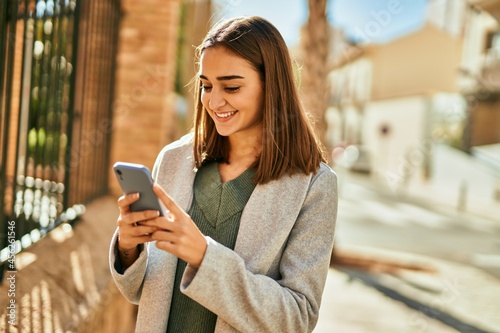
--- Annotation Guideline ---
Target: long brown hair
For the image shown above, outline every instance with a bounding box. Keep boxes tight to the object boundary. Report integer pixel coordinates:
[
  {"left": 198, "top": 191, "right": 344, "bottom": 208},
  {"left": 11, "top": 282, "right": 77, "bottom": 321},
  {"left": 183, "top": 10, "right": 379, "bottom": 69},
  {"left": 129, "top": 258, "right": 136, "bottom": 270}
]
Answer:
[{"left": 193, "top": 16, "right": 325, "bottom": 184}]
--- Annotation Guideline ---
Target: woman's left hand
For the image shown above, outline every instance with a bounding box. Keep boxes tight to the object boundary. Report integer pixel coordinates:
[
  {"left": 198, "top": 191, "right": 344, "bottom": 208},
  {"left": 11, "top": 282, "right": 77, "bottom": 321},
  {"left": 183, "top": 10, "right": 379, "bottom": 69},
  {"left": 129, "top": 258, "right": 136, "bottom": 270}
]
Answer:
[{"left": 142, "top": 184, "right": 207, "bottom": 269}]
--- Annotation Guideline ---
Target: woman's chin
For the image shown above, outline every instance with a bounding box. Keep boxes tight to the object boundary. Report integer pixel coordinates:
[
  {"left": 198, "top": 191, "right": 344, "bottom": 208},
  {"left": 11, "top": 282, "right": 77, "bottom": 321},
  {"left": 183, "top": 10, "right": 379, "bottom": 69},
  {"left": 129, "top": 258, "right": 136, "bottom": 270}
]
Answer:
[{"left": 214, "top": 126, "right": 233, "bottom": 137}]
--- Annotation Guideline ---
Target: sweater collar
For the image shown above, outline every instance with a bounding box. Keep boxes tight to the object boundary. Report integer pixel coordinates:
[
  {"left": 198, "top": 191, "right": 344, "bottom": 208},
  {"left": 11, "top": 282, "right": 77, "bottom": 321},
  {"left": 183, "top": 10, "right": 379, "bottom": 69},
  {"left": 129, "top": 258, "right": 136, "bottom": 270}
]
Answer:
[{"left": 194, "top": 162, "right": 256, "bottom": 227}]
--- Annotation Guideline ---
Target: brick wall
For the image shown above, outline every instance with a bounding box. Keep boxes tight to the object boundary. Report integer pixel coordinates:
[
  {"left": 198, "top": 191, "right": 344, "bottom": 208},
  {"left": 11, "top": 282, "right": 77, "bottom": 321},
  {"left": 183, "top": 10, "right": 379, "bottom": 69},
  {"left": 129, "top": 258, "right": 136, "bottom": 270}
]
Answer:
[{"left": 109, "top": 0, "right": 181, "bottom": 195}]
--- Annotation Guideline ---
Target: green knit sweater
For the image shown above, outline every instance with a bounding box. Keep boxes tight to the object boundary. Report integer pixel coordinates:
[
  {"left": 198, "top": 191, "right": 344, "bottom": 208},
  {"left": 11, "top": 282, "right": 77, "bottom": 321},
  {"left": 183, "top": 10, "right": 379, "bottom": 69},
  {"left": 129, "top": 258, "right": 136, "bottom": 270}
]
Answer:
[{"left": 166, "top": 162, "right": 256, "bottom": 333}]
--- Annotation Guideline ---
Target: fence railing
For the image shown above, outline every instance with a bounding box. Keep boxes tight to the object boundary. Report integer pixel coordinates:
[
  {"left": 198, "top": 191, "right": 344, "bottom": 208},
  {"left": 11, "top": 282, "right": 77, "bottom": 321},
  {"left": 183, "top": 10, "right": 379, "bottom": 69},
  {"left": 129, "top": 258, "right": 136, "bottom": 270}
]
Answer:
[{"left": 0, "top": 0, "right": 120, "bottom": 282}]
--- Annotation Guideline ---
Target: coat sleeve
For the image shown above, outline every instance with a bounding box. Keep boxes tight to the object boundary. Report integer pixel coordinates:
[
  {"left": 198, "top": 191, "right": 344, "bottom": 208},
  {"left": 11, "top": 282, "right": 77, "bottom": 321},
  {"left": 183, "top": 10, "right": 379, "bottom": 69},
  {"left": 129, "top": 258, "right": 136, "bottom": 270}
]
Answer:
[
  {"left": 108, "top": 230, "right": 149, "bottom": 304},
  {"left": 180, "top": 168, "right": 338, "bottom": 333}
]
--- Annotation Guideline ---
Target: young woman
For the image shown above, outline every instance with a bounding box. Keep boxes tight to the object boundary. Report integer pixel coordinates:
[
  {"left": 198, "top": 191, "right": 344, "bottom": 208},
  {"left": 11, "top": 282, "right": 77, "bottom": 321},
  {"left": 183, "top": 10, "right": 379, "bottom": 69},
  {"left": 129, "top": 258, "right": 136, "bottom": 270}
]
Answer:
[{"left": 110, "top": 16, "right": 337, "bottom": 333}]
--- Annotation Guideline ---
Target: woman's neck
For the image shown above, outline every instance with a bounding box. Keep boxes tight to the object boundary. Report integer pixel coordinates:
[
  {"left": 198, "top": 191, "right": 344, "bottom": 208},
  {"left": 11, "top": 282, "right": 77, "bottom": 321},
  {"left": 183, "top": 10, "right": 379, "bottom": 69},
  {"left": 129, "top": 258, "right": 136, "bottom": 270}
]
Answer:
[
  {"left": 218, "top": 132, "right": 262, "bottom": 183},
  {"left": 227, "top": 132, "right": 262, "bottom": 166}
]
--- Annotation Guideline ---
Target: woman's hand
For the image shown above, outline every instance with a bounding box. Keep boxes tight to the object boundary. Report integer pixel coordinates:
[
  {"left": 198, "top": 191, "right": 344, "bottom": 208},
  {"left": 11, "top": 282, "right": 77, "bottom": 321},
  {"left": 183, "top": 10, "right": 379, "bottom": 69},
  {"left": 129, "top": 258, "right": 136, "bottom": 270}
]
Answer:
[
  {"left": 116, "top": 193, "right": 161, "bottom": 268},
  {"left": 141, "top": 184, "right": 207, "bottom": 269}
]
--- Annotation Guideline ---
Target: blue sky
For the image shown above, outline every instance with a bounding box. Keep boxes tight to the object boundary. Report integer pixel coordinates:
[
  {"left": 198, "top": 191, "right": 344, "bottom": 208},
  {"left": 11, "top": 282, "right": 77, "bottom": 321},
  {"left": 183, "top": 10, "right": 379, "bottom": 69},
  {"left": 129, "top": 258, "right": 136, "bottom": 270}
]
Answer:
[{"left": 213, "top": 0, "right": 428, "bottom": 45}]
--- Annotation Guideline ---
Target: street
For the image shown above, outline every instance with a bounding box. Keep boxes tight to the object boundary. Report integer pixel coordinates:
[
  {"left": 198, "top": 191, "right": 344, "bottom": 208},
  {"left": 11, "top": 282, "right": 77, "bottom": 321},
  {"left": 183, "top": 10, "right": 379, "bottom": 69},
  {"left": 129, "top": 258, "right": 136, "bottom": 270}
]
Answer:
[{"left": 335, "top": 170, "right": 500, "bottom": 279}]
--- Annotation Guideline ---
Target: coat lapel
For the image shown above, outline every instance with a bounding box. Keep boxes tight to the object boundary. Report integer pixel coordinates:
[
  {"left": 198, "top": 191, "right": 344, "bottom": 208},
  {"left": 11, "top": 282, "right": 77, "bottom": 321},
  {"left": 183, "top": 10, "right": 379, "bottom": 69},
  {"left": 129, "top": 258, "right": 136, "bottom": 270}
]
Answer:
[
  {"left": 149, "top": 147, "right": 197, "bottom": 329},
  {"left": 234, "top": 172, "right": 313, "bottom": 273}
]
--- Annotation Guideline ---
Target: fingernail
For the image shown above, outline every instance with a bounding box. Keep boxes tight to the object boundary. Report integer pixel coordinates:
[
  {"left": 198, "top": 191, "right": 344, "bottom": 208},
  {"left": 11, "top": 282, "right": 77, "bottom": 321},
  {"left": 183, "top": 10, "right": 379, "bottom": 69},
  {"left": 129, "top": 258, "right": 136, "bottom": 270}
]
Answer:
[{"left": 134, "top": 193, "right": 140, "bottom": 198}]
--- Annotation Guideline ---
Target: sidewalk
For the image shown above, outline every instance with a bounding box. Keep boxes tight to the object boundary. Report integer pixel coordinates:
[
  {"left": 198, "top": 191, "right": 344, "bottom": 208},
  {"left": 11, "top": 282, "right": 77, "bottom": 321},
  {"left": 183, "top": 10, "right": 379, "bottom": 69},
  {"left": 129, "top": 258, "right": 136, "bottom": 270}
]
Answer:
[{"left": 315, "top": 245, "right": 500, "bottom": 333}]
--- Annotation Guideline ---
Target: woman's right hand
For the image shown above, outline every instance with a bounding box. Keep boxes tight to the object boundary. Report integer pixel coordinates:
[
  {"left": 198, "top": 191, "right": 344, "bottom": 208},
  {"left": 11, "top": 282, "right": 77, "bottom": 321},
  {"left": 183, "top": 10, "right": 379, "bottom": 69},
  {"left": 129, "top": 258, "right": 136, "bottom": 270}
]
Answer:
[{"left": 116, "top": 193, "right": 160, "bottom": 268}]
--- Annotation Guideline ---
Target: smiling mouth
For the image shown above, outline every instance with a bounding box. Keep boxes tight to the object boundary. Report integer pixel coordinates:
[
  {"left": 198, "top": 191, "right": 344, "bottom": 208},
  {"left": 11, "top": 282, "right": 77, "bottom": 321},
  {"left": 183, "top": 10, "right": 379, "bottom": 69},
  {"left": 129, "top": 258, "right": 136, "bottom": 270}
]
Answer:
[{"left": 215, "top": 111, "right": 237, "bottom": 118}]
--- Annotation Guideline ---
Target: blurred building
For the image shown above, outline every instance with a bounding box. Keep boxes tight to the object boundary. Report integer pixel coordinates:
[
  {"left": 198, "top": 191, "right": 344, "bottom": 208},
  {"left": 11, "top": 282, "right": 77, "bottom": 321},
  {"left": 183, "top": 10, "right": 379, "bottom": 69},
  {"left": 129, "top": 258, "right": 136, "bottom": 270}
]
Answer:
[{"left": 327, "top": 0, "right": 500, "bottom": 188}]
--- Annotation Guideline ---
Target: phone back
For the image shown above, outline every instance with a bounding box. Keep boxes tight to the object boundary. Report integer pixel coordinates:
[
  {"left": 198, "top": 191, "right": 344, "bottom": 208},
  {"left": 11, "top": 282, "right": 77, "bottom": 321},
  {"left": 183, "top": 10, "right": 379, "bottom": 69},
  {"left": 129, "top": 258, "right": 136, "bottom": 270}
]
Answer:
[{"left": 113, "top": 162, "right": 164, "bottom": 215}]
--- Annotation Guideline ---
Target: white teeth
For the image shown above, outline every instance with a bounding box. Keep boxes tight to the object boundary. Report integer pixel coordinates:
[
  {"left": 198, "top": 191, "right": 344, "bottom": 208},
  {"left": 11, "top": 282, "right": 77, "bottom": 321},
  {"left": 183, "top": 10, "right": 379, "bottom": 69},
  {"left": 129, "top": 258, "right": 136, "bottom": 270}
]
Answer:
[{"left": 217, "top": 111, "right": 236, "bottom": 118}]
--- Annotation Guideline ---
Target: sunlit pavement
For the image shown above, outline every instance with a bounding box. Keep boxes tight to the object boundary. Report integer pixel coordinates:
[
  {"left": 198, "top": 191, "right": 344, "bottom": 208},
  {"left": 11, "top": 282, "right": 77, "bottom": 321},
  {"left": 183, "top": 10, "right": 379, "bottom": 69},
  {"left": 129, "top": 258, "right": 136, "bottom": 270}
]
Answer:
[
  {"left": 314, "top": 165, "right": 500, "bottom": 333},
  {"left": 315, "top": 269, "right": 460, "bottom": 333},
  {"left": 315, "top": 247, "right": 500, "bottom": 333}
]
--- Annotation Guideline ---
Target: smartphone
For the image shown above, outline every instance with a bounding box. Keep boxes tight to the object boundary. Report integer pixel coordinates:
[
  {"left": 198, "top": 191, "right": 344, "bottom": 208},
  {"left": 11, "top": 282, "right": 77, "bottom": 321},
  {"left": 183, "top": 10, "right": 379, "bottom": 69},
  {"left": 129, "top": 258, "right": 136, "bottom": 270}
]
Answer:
[{"left": 113, "top": 162, "right": 166, "bottom": 216}]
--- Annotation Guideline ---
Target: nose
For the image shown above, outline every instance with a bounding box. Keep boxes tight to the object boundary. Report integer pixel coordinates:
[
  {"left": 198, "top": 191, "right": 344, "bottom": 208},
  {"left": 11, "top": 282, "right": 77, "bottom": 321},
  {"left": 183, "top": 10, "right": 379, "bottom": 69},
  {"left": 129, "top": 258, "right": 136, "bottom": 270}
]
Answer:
[{"left": 208, "top": 89, "right": 226, "bottom": 110}]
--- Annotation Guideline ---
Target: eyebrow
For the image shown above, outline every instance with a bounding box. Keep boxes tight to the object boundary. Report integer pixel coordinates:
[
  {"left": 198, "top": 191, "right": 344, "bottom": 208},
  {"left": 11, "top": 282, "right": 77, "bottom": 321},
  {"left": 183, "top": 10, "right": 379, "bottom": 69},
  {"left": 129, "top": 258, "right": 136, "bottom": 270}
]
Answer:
[{"left": 199, "top": 74, "right": 245, "bottom": 81}]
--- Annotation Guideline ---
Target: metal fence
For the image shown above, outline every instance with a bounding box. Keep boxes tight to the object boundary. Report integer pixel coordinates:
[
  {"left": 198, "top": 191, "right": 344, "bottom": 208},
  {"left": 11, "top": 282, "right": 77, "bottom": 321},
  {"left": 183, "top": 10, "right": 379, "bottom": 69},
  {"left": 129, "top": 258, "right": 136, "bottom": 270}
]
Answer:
[{"left": 0, "top": 0, "right": 120, "bottom": 282}]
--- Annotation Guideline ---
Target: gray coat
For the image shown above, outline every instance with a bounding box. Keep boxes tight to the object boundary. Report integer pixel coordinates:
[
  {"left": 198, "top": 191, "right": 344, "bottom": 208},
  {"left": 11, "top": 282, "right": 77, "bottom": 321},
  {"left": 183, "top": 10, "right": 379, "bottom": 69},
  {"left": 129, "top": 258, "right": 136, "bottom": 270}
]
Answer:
[{"left": 109, "top": 135, "right": 338, "bottom": 333}]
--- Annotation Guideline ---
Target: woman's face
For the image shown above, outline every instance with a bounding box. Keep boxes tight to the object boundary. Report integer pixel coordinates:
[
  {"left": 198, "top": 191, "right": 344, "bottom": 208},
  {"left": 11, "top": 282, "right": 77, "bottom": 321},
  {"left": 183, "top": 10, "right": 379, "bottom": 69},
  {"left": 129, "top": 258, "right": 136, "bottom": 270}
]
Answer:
[{"left": 199, "top": 47, "right": 264, "bottom": 139}]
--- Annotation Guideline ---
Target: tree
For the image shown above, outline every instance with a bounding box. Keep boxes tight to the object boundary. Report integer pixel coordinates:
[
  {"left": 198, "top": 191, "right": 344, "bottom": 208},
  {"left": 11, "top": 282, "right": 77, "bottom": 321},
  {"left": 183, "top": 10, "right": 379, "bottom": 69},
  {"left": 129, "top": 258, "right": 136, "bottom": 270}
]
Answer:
[{"left": 299, "top": 0, "right": 330, "bottom": 149}]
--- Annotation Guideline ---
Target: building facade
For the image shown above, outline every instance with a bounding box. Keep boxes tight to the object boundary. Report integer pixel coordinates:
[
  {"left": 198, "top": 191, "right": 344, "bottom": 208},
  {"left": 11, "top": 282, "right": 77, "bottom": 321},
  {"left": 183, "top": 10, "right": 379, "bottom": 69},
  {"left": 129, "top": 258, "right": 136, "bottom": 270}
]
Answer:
[{"left": 327, "top": 0, "right": 500, "bottom": 191}]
